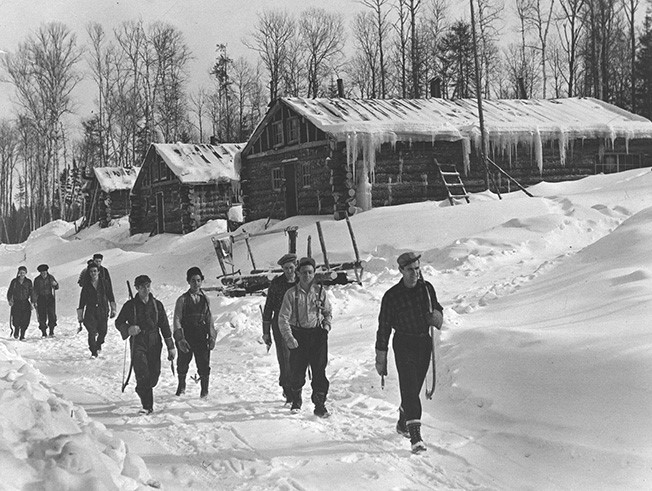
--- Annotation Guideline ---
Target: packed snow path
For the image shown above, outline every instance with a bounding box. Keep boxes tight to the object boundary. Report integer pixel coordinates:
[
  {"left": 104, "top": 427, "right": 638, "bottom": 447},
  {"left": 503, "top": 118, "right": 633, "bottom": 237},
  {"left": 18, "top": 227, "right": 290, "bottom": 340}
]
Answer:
[{"left": 3, "top": 169, "right": 652, "bottom": 489}]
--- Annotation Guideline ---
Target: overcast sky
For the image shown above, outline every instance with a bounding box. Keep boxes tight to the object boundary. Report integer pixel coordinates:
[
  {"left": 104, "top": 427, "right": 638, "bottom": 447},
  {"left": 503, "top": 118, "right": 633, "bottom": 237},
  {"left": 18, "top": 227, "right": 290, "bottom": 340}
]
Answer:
[{"left": 0, "top": 0, "right": 365, "bottom": 118}]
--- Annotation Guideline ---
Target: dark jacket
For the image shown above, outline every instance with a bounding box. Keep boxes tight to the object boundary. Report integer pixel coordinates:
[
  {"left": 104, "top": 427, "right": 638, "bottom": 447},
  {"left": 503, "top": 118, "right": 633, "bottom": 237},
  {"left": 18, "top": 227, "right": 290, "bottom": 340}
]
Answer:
[
  {"left": 376, "top": 279, "right": 443, "bottom": 351},
  {"left": 78, "top": 280, "right": 110, "bottom": 318},
  {"left": 7, "top": 278, "right": 33, "bottom": 304},
  {"left": 115, "top": 294, "right": 173, "bottom": 347},
  {"left": 262, "top": 274, "right": 298, "bottom": 327},
  {"left": 33, "top": 274, "right": 59, "bottom": 303}
]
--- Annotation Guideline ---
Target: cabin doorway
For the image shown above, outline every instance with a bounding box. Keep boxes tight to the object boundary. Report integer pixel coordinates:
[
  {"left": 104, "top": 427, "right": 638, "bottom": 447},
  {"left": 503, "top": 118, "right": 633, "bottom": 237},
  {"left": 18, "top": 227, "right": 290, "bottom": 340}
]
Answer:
[
  {"left": 156, "top": 192, "right": 164, "bottom": 234},
  {"left": 283, "top": 161, "right": 298, "bottom": 217}
]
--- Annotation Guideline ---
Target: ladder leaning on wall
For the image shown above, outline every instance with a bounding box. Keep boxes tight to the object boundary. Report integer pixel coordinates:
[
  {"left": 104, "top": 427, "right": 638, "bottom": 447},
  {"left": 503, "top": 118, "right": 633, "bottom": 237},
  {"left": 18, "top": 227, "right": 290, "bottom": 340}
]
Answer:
[{"left": 434, "top": 159, "right": 471, "bottom": 205}]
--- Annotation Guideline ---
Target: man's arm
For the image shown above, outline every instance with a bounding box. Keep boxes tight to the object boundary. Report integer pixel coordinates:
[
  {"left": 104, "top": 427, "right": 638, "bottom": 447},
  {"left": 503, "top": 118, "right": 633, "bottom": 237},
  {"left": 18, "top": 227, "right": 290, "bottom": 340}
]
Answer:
[
  {"left": 114, "top": 301, "right": 133, "bottom": 340},
  {"left": 278, "top": 289, "right": 298, "bottom": 349}
]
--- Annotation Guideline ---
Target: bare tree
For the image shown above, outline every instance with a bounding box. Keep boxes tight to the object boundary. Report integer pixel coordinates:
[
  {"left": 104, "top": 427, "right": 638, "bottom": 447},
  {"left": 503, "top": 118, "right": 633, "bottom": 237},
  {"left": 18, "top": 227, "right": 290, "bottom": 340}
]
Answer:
[
  {"left": 556, "top": 0, "right": 586, "bottom": 96},
  {"left": 352, "top": 11, "right": 381, "bottom": 97},
  {"left": 189, "top": 87, "right": 208, "bottom": 142},
  {"left": 298, "top": 8, "right": 346, "bottom": 98},
  {"left": 475, "top": 0, "right": 504, "bottom": 98},
  {"left": 394, "top": 0, "right": 411, "bottom": 97},
  {"left": 361, "top": 0, "right": 392, "bottom": 98},
  {"left": 3, "top": 22, "right": 82, "bottom": 225},
  {"left": 516, "top": 0, "right": 556, "bottom": 98},
  {"left": 622, "top": 0, "right": 641, "bottom": 110},
  {"left": 0, "top": 120, "right": 18, "bottom": 241},
  {"left": 245, "top": 10, "right": 295, "bottom": 101}
]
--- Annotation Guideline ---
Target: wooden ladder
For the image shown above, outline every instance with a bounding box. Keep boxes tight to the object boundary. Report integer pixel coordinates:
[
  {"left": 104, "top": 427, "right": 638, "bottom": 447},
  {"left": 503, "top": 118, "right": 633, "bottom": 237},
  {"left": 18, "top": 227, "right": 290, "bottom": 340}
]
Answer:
[{"left": 434, "top": 159, "right": 470, "bottom": 205}]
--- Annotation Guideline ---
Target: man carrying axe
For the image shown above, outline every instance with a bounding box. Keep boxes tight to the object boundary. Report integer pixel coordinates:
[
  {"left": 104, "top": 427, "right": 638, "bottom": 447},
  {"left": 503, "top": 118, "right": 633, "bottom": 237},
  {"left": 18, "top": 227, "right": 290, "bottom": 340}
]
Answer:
[
  {"left": 375, "top": 252, "right": 443, "bottom": 454},
  {"left": 115, "top": 275, "right": 175, "bottom": 414}
]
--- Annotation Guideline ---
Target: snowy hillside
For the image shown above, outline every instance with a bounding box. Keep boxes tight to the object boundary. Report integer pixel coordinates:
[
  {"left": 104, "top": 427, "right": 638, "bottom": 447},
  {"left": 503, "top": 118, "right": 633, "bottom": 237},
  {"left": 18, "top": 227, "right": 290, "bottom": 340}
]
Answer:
[{"left": 1, "top": 168, "right": 652, "bottom": 490}]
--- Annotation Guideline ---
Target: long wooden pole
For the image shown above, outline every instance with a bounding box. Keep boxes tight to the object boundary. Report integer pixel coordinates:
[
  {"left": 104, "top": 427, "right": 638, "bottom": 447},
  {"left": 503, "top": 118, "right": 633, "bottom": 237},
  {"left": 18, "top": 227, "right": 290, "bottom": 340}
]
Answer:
[{"left": 469, "top": 0, "right": 491, "bottom": 193}]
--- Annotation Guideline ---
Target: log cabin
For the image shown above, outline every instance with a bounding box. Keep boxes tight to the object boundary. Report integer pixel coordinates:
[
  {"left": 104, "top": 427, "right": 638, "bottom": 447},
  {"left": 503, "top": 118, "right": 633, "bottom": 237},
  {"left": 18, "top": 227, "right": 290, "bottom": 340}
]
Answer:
[
  {"left": 239, "top": 97, "right": 652, "bottom": 221},
  {"left": 83, "top": 166, "right": 139, "bottom": 228},
  {"left": 129, "top": 142, "right": 244, "bottom": 235}
]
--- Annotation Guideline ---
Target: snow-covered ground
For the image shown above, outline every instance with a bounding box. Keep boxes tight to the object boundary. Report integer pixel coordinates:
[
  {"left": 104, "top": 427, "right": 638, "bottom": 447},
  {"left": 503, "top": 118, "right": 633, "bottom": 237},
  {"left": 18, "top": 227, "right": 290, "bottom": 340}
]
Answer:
[{"left": 1, "top": 168, "right": 652, "bottom": 490}]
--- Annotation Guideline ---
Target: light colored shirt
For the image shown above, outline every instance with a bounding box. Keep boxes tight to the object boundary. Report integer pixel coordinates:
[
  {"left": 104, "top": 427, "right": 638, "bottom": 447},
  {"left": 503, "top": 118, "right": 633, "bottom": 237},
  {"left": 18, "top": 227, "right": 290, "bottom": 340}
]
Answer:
[{"left": 278, "top": 282, "right": 332, "bottom": 343}]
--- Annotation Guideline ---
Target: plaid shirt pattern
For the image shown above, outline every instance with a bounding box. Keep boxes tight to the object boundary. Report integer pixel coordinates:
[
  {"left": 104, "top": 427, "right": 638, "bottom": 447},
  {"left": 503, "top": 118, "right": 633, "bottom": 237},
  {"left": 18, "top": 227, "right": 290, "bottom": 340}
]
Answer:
[{"left": 375, "top": 279, "right": 442, "bottom": 351}]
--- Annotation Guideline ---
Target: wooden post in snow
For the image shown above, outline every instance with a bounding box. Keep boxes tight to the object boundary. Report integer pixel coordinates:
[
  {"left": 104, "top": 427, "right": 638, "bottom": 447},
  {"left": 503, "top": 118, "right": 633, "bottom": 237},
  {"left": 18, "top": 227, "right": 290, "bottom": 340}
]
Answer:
[{"left": 316, "top": 221, "right": 331, "bottom": 270}]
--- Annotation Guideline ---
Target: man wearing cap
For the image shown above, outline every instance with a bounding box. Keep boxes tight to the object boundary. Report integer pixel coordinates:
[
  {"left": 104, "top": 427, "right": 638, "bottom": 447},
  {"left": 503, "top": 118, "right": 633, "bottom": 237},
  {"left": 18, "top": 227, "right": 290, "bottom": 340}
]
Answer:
[
  {"left": 77, "top": 262, "right": 113, "bottom": 358},
  {"left": 116, "top": 275, "right": 175, "bottom": 414},
  {"left": 262, "top": 253, "right": 298, "bottom": 403},
  {"left": 278, "top": 256, "right": 333, "bottom": 417},
  {"left": 375, "top": 252, "right": 444, "bottom": 453},
  {"left": 7, "top": 266, "right": 33, "bottom": 340},
  {"left": 173, "top": 266, "right": 217, "bottom": 399},
  {"left": 78, "top": 253, "right": 116, "bottom": 318},
  {"left": 33, "top": 264, "right": 59, "bottom": 337}
]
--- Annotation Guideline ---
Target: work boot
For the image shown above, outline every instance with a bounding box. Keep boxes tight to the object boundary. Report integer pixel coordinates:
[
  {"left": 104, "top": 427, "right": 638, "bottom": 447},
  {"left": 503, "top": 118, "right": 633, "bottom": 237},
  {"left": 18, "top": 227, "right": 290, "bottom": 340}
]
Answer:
[
  {"left": 396, "top": 409, "right": 409, "bottom": 438},
  {"left": 41, "top": 329, "right": 47, "bottom": 338},
  {"left": 290, "top": 390, "right": 302, "bottom": 413},
  {"left": 200, "top": 377, "right": 209, "bottom": 399},
  {"left": 176, "top": 374, "right": 186, "bottom": 396},
  {"left": 282, "top": 386, "right": 293, "bottom": 404},
  {"left": 407, "top": 421, "right": 426, "bottom": 454},
  {"left": 312, "top": 392, "right": 330, "bottom": 418}
]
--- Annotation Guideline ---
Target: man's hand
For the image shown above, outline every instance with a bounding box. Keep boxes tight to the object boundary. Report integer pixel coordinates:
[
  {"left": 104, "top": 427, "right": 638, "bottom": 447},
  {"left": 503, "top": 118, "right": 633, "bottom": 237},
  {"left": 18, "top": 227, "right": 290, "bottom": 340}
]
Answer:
[
  {"left": 109, "top": 302, "right": 117, "bottom": 319},
  {"left": 167, "top": 346, "right": 176, "bottom": 361},
  {"left": 262, "top": 332, "right": 272, "bottom": 348},
  {"left": 76, "top": 308, "right": 84, "bottom": 324},
  {"left": 178, "top": 338, "right": 191, "bottom": 353},
  {"left": 208, "top": 337, "right": 216, "bottom": 350},
  {"left": 375, "top": 349, "right": 388, "bottom": 376},
  {"left": 285, "top": 337, "right": 298, "bottom": 350},
  {"left": 428, "top": 310, "right": 444, "bottom": 330},
  {"left": 127, "top": 325, "right": 141, "bottom": 336}
]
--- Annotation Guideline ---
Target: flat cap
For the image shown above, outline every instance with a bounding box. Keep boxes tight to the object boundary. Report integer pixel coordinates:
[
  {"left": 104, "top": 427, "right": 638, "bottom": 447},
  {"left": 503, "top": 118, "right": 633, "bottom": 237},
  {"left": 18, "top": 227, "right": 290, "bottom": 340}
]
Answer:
[
  {"left": 186, "top": 266, "right": 204, "bottom": 281},
  {"left": 397, "top": 252, "right": 421, "bottom": 268},
  {"left": 93, "top": 253, "right": 104, "bottom": 259},
  {"left": 298, "top": 256, "right": 316, "bottom": 269},
  {"left": 277, "top": 253, "right": 297, "bottom": 266},
  {"left": 17, "top": 265, "right": 27, "bottom": 273},
  {"left": 37, "top": 264, "right": 49, "bottom": 272},
  {"left": 134, "top": 275, "right": 151, "bottom": 287}
]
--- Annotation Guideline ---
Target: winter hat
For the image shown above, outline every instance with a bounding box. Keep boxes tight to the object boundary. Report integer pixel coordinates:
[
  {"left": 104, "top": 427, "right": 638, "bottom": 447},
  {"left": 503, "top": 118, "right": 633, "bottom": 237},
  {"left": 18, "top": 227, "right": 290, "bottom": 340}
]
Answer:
[
  {"left": 134, "top": 275, "right": 152, "bottom": 287},
  {"left": 93, "top": 253, "right": 104, "bottom": 260},
  {"left": 37, "top": 264, "right": 49, "bottom": 272},
  {"left": 277, "top": 253, "right": 297, "bottom": 266},
  {"left": 17, "top": 266, "right": 27, "bottom": 273},
  {"left": 297, "top": 257, "right": 316, "bottom": 270},
  {"left": 397, "top": 252, "right": 421, "bottom": 268},
  {"left": 186, "top": 266, "right": 204, "bottom": 281}
]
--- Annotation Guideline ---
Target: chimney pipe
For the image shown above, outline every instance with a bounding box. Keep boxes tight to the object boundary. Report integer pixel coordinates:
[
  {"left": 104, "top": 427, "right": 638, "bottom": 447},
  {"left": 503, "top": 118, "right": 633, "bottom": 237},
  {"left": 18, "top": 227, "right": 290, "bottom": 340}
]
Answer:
[
  {"left": 517, "top": 77, "right": 527, "bottom": 99},
  {"left": 337, "top": 78, "right": 344, "bottom": 98},
  {"left": 430, "top": 77, "right": 442, "bottom": 98}
]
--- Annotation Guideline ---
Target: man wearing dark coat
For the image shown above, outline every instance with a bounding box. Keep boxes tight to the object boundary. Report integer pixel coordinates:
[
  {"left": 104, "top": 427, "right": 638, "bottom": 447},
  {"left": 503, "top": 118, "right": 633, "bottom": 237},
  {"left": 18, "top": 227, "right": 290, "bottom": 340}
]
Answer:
[
  {"left": 78, "top": 253, "right": 116, "bottom": 318},
  {"left": 33, "top": 264, "right": 59, "bottom": 337},
  {"left": 115, "top": 275, "right": 176, "bottom": 414},
  {"left": 375, "top": 252, "right": 444, "bottom": 454},
  {"left": 7, "top": 266, "right": 33, "bottom": 340},
  {"left": 262, "top": 253, "right": 298, "bottom": 403},
  {"left": 173, "top": 267, "right": 217, "bottom": 399},
  {"left": 77, "top": 262, "right": 115, "bottom": 358}
]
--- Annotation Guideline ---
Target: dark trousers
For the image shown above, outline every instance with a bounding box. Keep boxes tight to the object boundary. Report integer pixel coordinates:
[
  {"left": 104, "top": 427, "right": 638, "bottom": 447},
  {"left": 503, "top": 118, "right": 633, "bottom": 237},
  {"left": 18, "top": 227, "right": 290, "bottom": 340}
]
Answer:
[
  {"left": 177, "top": 335, "right": 210, "bottom": 380},
  {"left": 37, "top": 295, "right": 57, "bottom": 333},
  {"left": 83, "top": 309, "right": 108, "bottom": 356},
  {"left": 289, "top": 327, "right": 329, "bottom": 396},
  {"left": 133, "top": 332, "right": 162, "bottom": 410},
  {"left": 393, "top": 332, "right": 432, "bottom": 422},
  {"left": 272, "top": 321, "right": 292, "bottom": 391},
  {"left": 11, "top": 300, "right": 31, "bottom": 339}
]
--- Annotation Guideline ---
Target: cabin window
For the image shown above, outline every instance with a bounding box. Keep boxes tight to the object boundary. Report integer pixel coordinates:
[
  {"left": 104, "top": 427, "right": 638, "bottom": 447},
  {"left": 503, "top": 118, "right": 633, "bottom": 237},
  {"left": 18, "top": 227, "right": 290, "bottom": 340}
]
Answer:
[
  {"left": 287, "top": 117, "right": 300, "bottom": 144},
  {"left": 272, "top": 121, "right": 284, "bottom": 147},
  {"left": 300, "top": 162, "right": 311, "bottom": 188},
  {"left": 271, "top": 167, "right": 284, "bottom": 190},
  {"left": 599, "top": 153, "right": 643, "bottom": 174}
]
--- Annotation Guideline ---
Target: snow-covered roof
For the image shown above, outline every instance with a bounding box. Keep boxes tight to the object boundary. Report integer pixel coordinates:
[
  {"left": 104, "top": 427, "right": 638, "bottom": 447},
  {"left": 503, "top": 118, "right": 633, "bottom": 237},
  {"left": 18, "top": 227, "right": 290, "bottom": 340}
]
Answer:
[
  {"left": 93, "top": 166, "right": 140, "bottom": 193},
  {"left": 280, "top": 96, "right": 652, "bottom": 144},
  {"left": 152, "top": 143, "right": 244, "bottom": 184}
]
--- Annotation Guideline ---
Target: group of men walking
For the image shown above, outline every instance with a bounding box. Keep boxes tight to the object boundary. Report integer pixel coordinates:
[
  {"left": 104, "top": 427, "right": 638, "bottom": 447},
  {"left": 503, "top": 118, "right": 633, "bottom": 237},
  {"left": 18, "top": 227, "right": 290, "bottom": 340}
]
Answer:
[
  {"left": 7, "top": 247, "right": 443, "bottom": 452},
  {"left": 262, "top": 250, "right": 443, "bottom": 452},
  {"left": 7, "top": 264, "right": 59, "bottom": 340}
]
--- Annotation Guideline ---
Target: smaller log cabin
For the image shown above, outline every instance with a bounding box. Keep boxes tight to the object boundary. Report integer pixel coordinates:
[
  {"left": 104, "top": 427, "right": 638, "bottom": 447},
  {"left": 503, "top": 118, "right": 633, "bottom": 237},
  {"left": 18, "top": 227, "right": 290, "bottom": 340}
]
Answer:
[
  {"left": 129, "top": 143, "right": 244, "bottom": 235},
  {"left": 239, "top": 97, "right": 652, "bottom": 221},
  {"left": 83, "top": 166, "right": 139, "bottom": 228}
]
